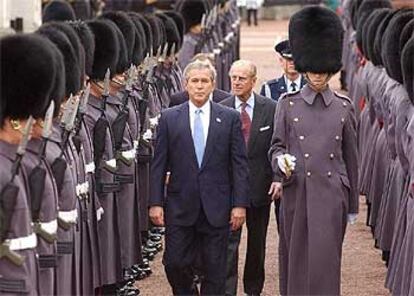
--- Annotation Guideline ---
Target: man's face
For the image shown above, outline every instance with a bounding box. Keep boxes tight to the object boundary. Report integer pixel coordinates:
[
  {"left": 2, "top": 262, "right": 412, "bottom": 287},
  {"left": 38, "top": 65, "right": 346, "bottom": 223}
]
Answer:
[
  {"left": 306, "top": 72, "right": 331, "bottom": 91},
  {"left": 184, "top": 68, "right": 215, "bottom": 107},
  {"left": 229, "top": 66, "right": 256, "bottom": 100},
  {"left": 279, "top": 57, "right": 298, "bottom": 76}
]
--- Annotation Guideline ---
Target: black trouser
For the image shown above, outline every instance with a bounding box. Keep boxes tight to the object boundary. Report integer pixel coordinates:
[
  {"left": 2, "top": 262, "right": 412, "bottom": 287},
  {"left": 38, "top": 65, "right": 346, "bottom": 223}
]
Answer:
[
  {"left": 225, "top": 204, "right": 271, "bottom": 295},
  {"left": 247, "top": 9, "right": 258, "bottom": 26},
  {"left": 164, "top": 210, "right": 229, "bottom": 296}
]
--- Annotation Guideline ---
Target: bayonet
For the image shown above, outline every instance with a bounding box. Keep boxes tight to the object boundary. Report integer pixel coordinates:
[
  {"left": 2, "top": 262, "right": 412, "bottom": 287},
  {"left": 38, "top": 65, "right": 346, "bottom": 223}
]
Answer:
[
  {"left": 10, "top": 116, "right": 34, "bottom": 181},
  {"left": 170, "top": 43, "right": 176, "bottom": 59},
  {"left": 125, "top": 65, "right": 134, "bottom": 92},
  {"left": 201, "top": 13, "right": 206, "bottom": 31},
  {"left": 42, "top": 101, "right": 55, "bottom": 140},
  {"left": 102, "top": 68, "right": 110, "bottom": 110},
  {"left": 155, "top": 45, "right": 162, "bottom": 61},
  {"left": 79, "top": 83, "right": 90, "bottom": 115},
  {"left": 63, "top": 95, "right": 80, "bottom": 132},
  {"left": 160, "top": 42, "right": 168, "bottom": 63}
]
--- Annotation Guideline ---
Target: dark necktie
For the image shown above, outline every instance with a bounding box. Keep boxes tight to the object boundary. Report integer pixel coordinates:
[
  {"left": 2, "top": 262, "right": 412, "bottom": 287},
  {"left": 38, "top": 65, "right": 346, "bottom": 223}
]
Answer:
[
  {"left": 240, "top": 103, "right": 251, "bottom": 145},
  {"left": 291, "top": 82, "right": 297, "bottom": 92}
]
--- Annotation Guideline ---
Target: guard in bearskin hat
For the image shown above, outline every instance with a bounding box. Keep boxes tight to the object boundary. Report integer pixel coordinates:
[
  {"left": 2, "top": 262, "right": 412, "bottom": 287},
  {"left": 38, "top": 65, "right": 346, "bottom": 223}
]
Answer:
[{"left": 269, "top": 6, "right": 358, "bottom": 295}]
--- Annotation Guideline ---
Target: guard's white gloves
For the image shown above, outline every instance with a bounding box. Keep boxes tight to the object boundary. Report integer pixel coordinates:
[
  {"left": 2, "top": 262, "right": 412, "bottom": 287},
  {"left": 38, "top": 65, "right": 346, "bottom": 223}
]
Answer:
[
  {"left": 347, "top": 214, "right": 358, "bottom": 225},
  {"left": 276, "top": 154, "right": 296, "bottom": 176}
]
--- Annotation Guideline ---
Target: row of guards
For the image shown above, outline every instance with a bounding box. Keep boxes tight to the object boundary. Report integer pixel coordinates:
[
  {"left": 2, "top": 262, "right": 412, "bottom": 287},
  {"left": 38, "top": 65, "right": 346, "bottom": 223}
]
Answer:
[
  {"left": 340, "top": 0, "right": 414, "bottom": 295},
  {"left": 0, "top": 0, "right": 240, "bottom": 295}
]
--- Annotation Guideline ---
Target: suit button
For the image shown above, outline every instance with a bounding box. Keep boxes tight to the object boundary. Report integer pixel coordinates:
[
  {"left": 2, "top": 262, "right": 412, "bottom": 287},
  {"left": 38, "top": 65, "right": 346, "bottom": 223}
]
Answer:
[
  {"left": 307, "top": 171, "right": 311, "bottom": 177},
  {"left": 299, "top": 135, "right": 305, "bottom": 140},
  {"left": 330, "top": 153, "right": 334, "bottom": 159},
  {"left": 327, "top": 171, "right": 332, "bottom": 177},
  {"left": 335, "top": 136, "right": 340, "bottom": 141},
  {"left": 294, "top": 117, "right": 299, "bottom": 122},
  {"left": 304, "top": 153, "right": 310, "bottom": 159}
]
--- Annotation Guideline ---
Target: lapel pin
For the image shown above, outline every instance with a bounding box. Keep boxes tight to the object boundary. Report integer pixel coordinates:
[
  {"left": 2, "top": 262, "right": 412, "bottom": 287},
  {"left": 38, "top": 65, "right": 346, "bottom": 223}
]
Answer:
[{"left": 216, "top": 117, "right": 221, "bottom": 123}]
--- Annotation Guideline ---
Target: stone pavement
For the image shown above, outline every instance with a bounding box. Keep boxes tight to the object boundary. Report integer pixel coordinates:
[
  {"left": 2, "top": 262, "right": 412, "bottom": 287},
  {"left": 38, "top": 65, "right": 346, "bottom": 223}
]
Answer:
[{"left": 138, "top": 20, "right": 390, "bottom": 296}]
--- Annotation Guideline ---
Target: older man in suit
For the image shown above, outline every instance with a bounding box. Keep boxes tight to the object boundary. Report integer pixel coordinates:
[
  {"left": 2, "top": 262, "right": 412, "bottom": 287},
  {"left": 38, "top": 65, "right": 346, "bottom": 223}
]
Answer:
[
  {"left": 221, "top": 60, "right": 278, "bottom": 296},
  {"left": 149, "top": 60, "right": 249, "bottom": 295}
]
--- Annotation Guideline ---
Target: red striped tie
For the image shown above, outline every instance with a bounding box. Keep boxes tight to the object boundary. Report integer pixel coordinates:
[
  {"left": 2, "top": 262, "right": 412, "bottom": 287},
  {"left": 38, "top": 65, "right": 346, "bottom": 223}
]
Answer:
[{"left": 240, "top": 102, "right": 251, "bottom": 145}]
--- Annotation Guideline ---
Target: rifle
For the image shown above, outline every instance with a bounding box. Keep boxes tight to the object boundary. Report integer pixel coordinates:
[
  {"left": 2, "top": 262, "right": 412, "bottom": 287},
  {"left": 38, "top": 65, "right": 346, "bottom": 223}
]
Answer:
[
  {"left": 0, "top": 117, "right": 34, "bottom": 265},
  {"left": 29, "top": 101, "right": 57, "bottom": 243}
]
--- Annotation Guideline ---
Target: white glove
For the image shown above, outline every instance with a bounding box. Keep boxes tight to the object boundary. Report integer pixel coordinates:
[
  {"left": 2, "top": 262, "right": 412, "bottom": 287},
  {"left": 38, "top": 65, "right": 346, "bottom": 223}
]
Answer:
[
  {"left": 276, "top": 153, "right": 296, "bottom": 176},
  {"left": 347, "top": 214, "right": 358, "bottom": 225},
  {"left": 142, "top": 129, "right": 153, "bottom": 141}
]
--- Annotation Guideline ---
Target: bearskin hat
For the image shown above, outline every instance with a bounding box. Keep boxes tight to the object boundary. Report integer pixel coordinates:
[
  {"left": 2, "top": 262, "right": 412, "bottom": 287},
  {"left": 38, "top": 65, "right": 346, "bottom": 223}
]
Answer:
[
  {"left": 178, "top": 0, "right": 207, "bottom": 33},
  {"left": 0, "top": 34, "right": 61, "bottom": 125},
  {"left": 70, "top": 21, "right": 95, "bottom": 78},
  {"left": 37, "top": 25, "right": 82, "bottom": 98},
  {"left": 156, "top": 13, "right": 181, "bottom": 56},
  {"left": 103, "top": 20, "right": 128, "bottom": 75},
  {"left": 42, "top": 0, "right": 76, "bottom": 23},
  {"left": 289, "top": 6, "right": 344, "bottom": 74},
  {"left": 401, "top": 36, "right": 414, "bottom": 103},
  {"left": 357, "top": 9, "right": 378, "bottom": 59},
  {"left": 356, "top": 0, "right": 392, "bottom": 29},
  {"left": 382, "top": 11, "right": 414, "bottom": 83},
  {"left": 350, "top": 0, "right": 364, "bottom": 30},
  {"left": 100, "top": 11, "right": 136, "bottom": 65},
  {"left": 128, "top": 13, "right": 152, "bottom": 57},
  {"left": 164, "top": 11, "right": 185, "bottom": 48},
  {"left": 86, "top": 20, "right": 119, "bottom": 80},
  {"left": 45, "top": 22, "right": 85, "bottom": 88},
  {"left": 366, "top": 8, "right": 391, "bottom": 65},
  {"left": 144, "top": 15, "right": 164, "bottom": 54},
  {"left": 127, "top": 13, "right": 146, "bottom": 65},
  {"left": 400, "top": 19, "right": 414, "bottom": 55}
]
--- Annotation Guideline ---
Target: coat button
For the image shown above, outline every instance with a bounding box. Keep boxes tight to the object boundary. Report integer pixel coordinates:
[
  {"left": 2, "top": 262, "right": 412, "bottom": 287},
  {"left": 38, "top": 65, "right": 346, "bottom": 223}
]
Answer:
[
  {"left": 341, "top": 118, "right": 345, "bottom": 123},
  {"left": 289, "top": 101, "right": 294, "bottom": 106},
  {"left": 299, "top": 135, "right": 305, "bottom": 140},
  {"left": 304, "top": 153, "right": 310, "bottom": 159},
  {"left": 307, "top": 171, "right": 311, "bottom": 177},
  {"left": 330, "top": 153, "right": 334, "bottom": 159},
  {"left": 342, "top": 102, "right": 347, "bottom": 107},
  {"left": 327, "top": 171, "right": 332, "bottom": 177},
  {"left": 335, "top": 136, "right": 340, "bottom": 141},
  {"left": 294, "top": 117, "right": 299, "bottom": 122}
]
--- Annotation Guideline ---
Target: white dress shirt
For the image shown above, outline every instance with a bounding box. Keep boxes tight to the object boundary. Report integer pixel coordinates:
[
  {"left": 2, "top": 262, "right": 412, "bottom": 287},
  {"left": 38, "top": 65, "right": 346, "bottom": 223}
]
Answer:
[
  {"left": 235, "top": 92, "right": 255, "bottom": 120},
  {"left": 189, "top": 100, "right": 210, "bottom": 144},
  {"left": 284, "top": 75, "right": 302, "bottom": 93}
]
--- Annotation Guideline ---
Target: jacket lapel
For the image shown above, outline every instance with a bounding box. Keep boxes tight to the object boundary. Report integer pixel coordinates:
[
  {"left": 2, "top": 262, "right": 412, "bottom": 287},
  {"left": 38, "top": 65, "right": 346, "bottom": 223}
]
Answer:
[
  {"left": 200, "top": 102, "right": 221, "bottom": 170},
  {"left": 247, "top": 94, "right": 265, "bottom": 153},
  {"left": 178, "top": 102, "right": 199, "bottom": 169}
]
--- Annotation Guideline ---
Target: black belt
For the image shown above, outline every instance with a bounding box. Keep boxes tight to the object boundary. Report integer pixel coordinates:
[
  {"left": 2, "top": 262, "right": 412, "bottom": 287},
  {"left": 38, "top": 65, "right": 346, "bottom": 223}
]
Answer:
[
  {"left": 38, "top": 254, "right": 57, "bottom": 268},
  {"left": 96, "top": 182, "right": 121, "bottom": 194},
  {"left": 114, "top": 173, "right": 134, "bottom": 184},
  {"left": 57, "top": 241, "right": 73, "bottom": 255},
  {"left": 0, "top": 278, "right": 26, "bottom": 293}
]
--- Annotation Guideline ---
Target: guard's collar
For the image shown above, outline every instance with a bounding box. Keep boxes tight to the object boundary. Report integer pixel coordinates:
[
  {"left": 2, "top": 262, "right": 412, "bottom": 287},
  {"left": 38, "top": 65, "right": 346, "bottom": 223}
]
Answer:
[{"left": 300, "top": 84, "right": 333, "bottom": 106}]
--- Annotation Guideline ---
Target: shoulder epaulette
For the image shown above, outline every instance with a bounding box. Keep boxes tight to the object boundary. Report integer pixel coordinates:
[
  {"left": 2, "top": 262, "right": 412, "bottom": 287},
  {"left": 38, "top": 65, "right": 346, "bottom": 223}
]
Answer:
[{"left": 334, "top": 91, "right": 352, "bottom": 103}]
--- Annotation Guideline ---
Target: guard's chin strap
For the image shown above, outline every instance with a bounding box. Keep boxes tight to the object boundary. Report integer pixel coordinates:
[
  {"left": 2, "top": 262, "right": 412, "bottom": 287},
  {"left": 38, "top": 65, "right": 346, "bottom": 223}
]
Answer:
[{"left": 304, "top": 73, "right": 333, "bottom": 92}]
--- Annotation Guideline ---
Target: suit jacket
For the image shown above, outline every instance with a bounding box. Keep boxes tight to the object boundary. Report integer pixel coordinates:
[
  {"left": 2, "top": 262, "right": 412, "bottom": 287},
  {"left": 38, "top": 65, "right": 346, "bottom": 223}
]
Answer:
[
  {"left": 169, "top": 89, "right": 231, "bottom": 108},
  {"left": 221, "top": 93, "right": 277, "bottom": 207},
  {"left": 150, "top": 101, "right": 250, "bottom": 227},
  {"left": 260, "top": 75, "right": 306, "bottom": 101}
]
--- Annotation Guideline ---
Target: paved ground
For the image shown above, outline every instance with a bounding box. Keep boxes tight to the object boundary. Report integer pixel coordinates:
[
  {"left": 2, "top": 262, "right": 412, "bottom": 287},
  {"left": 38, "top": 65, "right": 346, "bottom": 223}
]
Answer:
[{"left": 138, "top": 20, "right": 391, "bottom": 296}]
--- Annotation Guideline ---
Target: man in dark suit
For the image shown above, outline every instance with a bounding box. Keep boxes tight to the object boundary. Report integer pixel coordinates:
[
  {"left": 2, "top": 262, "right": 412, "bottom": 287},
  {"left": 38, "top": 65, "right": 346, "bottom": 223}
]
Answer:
[
  {"left": 169, "top": 53, "right": 231, "bottom": 107},
  {"left": 149, "top": 60, "right": 250, "bottom": 295},
  {"left": 259, "top": 40, "right": 306, "bottom": 101},
  {"left": 221, "top": 60, "right": 278, "bottom": 296}
]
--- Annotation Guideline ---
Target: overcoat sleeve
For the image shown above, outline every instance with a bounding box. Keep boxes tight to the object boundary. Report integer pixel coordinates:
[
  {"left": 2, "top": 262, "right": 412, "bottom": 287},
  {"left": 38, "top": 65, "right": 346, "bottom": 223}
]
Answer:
[
  {"left": 342, "top": 104, "right": 359, "bottom": 214},
  {"left": 149, "top": 111, "right": 169, "bottom": 207},
  {"left": 268, "top": 99, "right": 288, "bottom": 182}
]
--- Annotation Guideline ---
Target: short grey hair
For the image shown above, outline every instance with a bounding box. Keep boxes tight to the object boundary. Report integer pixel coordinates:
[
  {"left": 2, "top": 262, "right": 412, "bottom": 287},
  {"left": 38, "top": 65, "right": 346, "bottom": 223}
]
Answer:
[
  {"left": 229, "top": 60, "right": 257, "bottom": 77},
  {"left": 183, "top": 60, "right": 217, "bottom": 82}
]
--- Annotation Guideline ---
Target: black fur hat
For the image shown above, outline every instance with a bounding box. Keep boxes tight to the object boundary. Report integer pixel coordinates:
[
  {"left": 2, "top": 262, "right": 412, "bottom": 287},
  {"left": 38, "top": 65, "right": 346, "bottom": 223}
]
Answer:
[
  {"left": 101, "top": 11, "right": 136, "bottom": 65},
  {"left": 400, "top": 19, "right": 414, "bottom": 55},
  {"left": 401, "top": 36, "right": 414, "bottom": 103},
  {"left": 154, "top": 15, "right": 167, "bottom": 49},
  {"left": 86, "top": 19, "right": 119, "bottom": 80},
  {"left": 366, "top": 8, "right": 391, "bottom": 65},
  {"left": 128, "top": 13, "right": 152, "bottom": 57},
  {"left": 178, "top": 0, "right": 207, "bottom": 33},
  {"left": 164, "top": 11, "right": 185, "bottom": 48},
  {"left": 37, "top": 25, "right": 82, "bottom": 98},
  {"left": 382, "top": 11, "right": 413, "bottom": 83},
  {"left": 350, "top": 0, "right": 364, "bottom": 30},
  {"left": 42, "top": 0, "right": 76, "bottom": 23},
  {"left": 289, "top": 6, "right": 344, "bottom": 74},
  {"left": 156, "top": 13, "right": 181, "bottom": 56},
  {"left": 357, "top": 9, "right": 377, "bottom": 58},
  {"left": 45, "top": 22, "right": 85, "bottom": 88},
  {"left": 70, "top": 21, "right": 95, "bottom": 78},
  {"left": 0, "top": 34, "right": 60, "bottom": 125},
  {"left": 105, "top": 20, "right": 128, "bottom": 74},
  {"left": 356, "top": 0, "right": 392, "bottom": 29},
  {"left": 127, "top": 13, "right": 146, "bottom": 65},
  {"left": 144, "top": 15, "right": 163, "bottom": 54}
]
